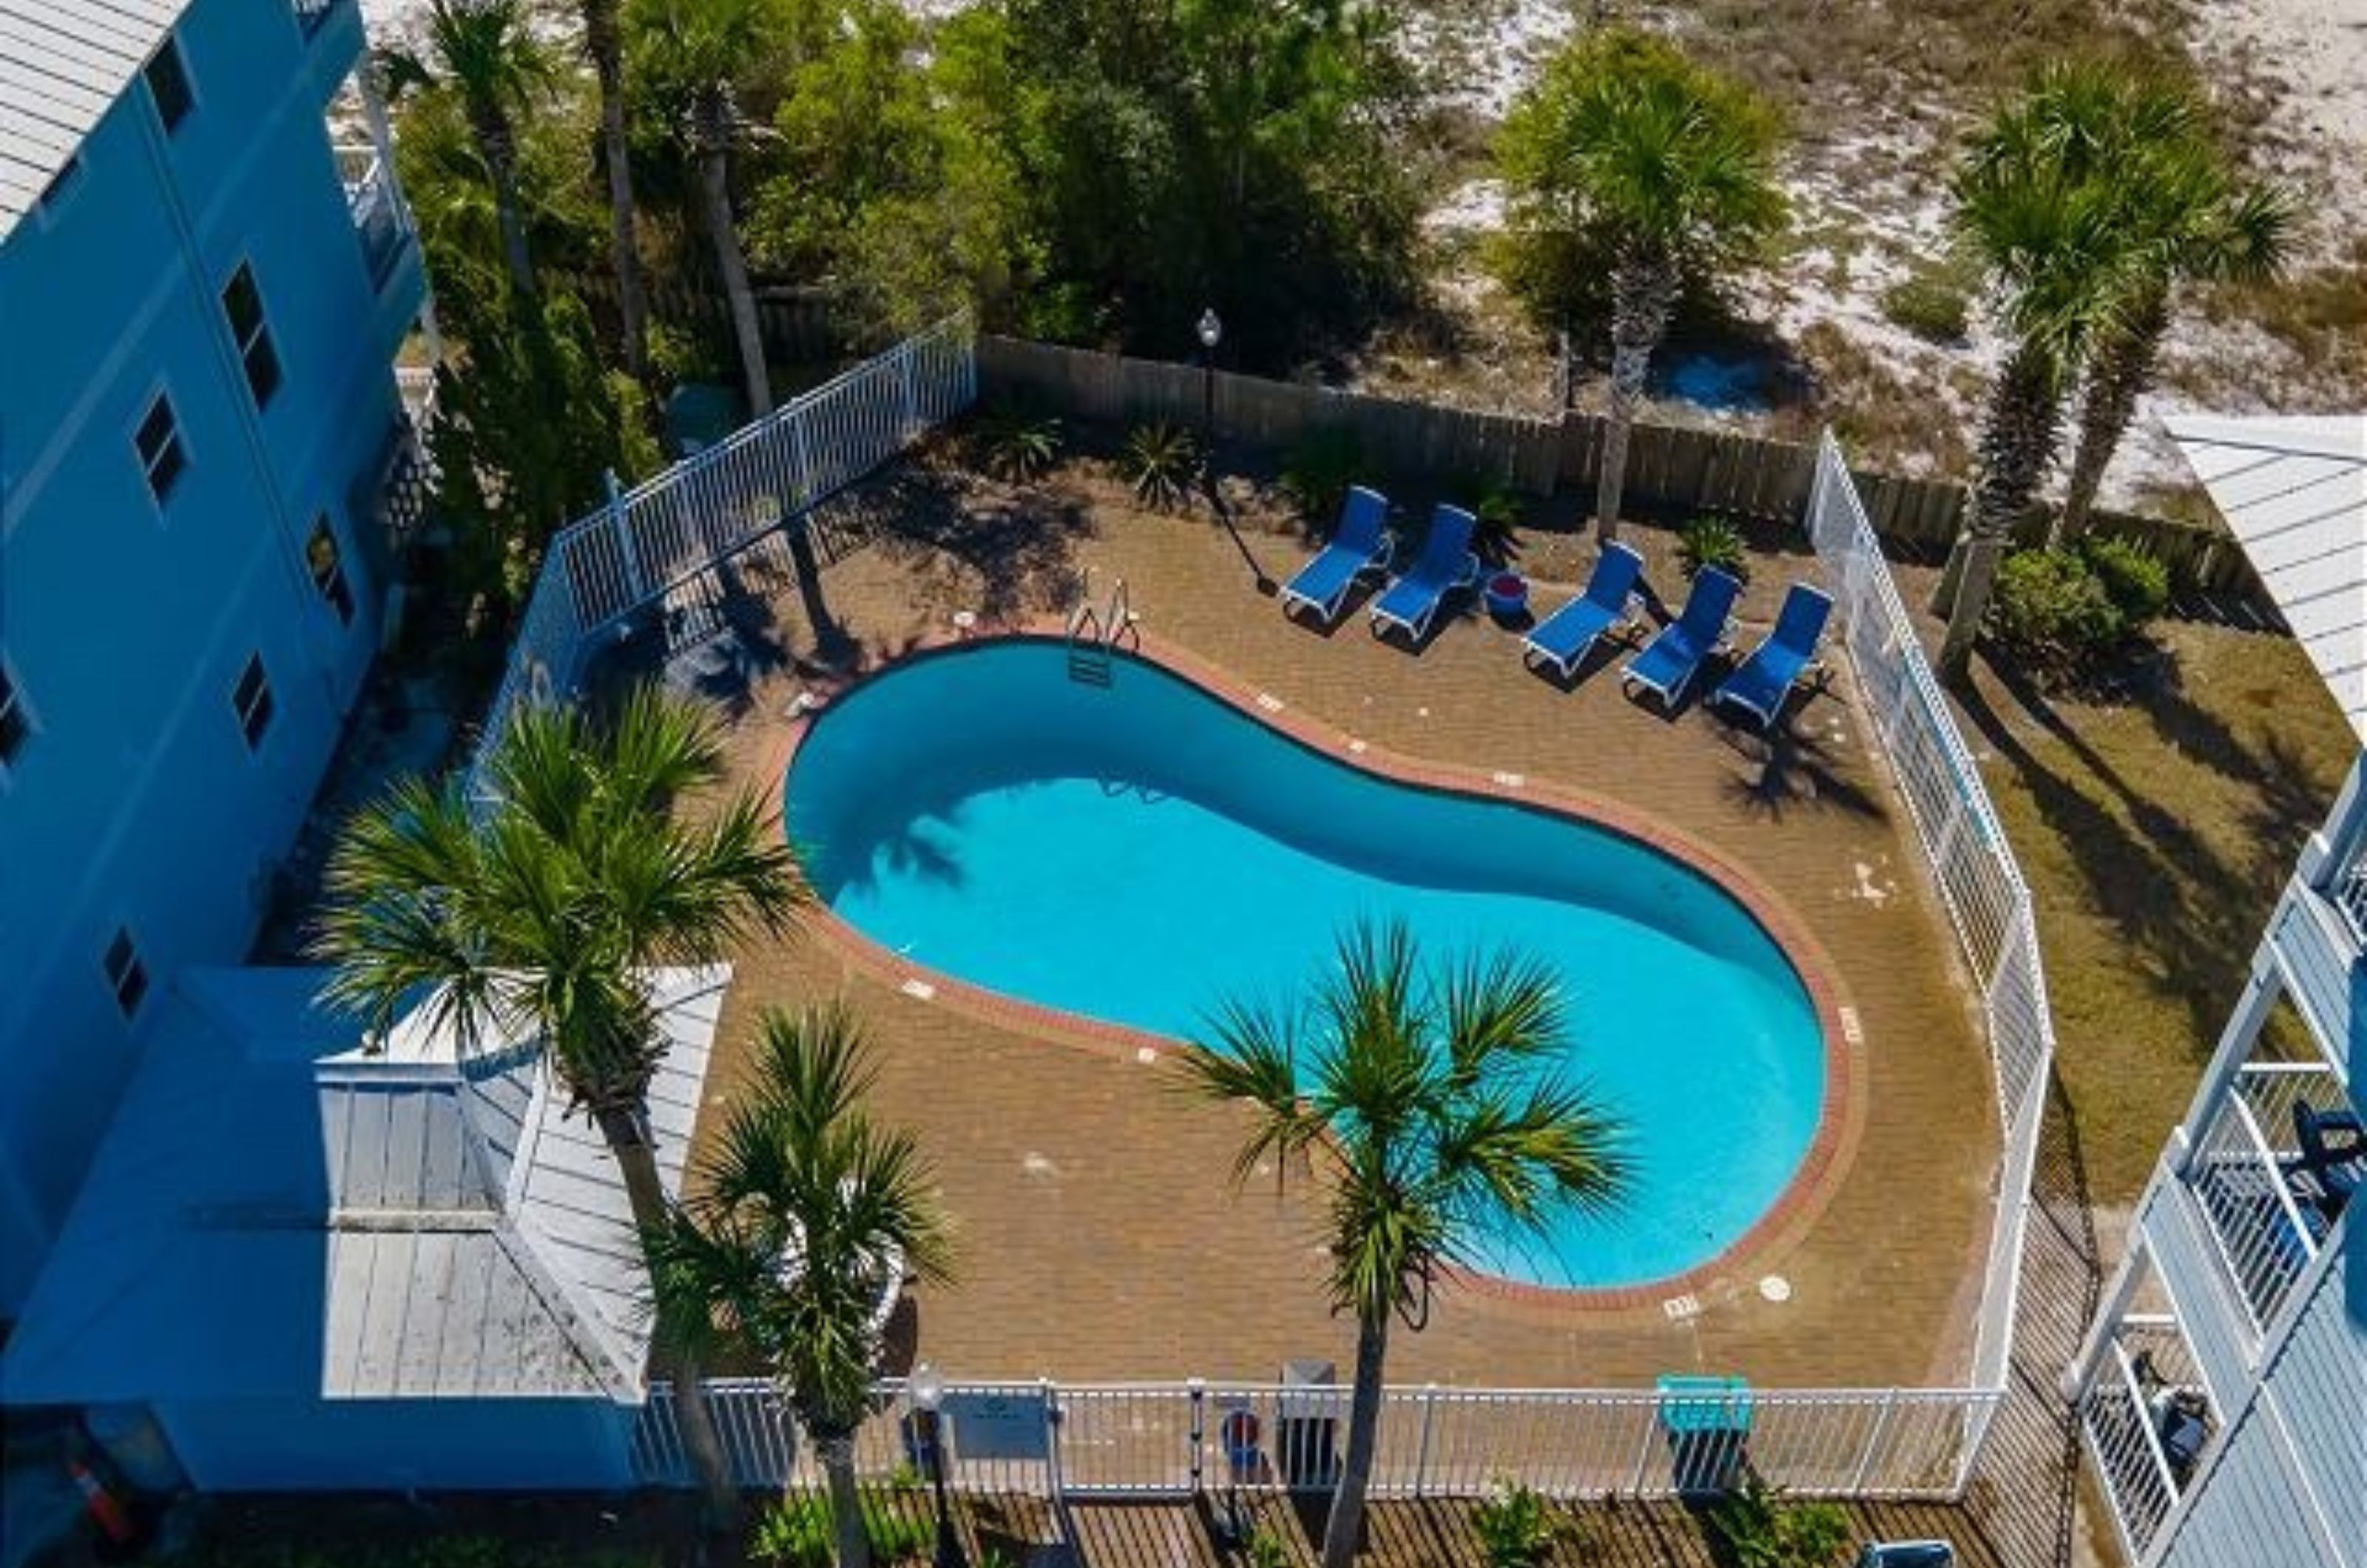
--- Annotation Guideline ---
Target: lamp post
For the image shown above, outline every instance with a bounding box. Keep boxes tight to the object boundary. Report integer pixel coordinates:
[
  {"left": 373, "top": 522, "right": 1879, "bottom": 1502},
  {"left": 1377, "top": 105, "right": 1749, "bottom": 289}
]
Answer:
[
  {"left": 908, "top": 1362, "right": 967, "bottom": 1568},
  {"left": 1195, "top": 306, "right": 1222, "bottom": 445}
]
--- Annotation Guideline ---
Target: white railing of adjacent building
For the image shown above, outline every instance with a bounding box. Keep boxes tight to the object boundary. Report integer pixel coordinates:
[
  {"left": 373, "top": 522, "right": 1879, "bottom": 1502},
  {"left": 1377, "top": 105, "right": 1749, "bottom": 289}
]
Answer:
[
  {"left": 456, "top": 317, "right": 976, "bottom": 812},
  {"left": 2078, "top": 1314, "right": 2206, "bottom": 1562},
  {"left": 2182, "top": 1060, "right": 2349, "bottom": 1334},
  {"left": 632, "top": 1379, "right": 1996, "bottom": 1502},
  {"left": 1802, "top": 433, "right": 2056, "bottom": 1430}
]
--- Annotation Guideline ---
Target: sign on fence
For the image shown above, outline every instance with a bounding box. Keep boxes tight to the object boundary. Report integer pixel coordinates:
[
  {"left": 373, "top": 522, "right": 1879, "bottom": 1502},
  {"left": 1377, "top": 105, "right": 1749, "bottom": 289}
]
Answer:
[{"left": 942, "top": 1389, "right": 1054, "bottom": 1461}]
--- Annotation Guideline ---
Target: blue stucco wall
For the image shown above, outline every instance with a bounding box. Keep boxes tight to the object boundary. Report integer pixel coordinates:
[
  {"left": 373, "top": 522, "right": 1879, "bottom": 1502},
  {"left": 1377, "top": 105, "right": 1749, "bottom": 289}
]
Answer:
[
  {"left": 156, "top": 1396, "right": 641, "bottom": 1493},
  {"left": 0, "top": 0, "right": 426, "bottom": 1308}
]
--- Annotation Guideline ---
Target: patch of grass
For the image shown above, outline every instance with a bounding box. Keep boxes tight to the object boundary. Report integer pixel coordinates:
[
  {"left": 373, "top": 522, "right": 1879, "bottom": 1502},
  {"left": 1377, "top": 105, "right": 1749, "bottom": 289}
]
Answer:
[
  {"left": 1880, "top": 273, "right": 1972, "bottom": 344},
  {"left": 1960, "top": 619, "right": 2353, "bottom": 1200},
  {"left": 1798, "top": 322, "right": 1971, "bottom": 477},
  {"left": 2211, "top": 234, "right": 2367, "bottom": 399}
]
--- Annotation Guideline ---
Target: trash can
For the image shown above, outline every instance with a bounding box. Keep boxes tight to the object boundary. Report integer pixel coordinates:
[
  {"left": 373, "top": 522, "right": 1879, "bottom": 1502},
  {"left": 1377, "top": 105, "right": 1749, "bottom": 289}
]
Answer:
[{"left": 1276, "top": 1359, "right": 1340, "bottom": 1490}]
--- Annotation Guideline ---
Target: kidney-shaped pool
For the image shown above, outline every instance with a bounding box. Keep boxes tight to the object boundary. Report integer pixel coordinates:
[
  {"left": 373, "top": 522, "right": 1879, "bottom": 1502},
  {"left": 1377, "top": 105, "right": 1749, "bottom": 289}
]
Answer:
[{"left": 784, "top": 639, "right": 1831, "bottom": 1291}]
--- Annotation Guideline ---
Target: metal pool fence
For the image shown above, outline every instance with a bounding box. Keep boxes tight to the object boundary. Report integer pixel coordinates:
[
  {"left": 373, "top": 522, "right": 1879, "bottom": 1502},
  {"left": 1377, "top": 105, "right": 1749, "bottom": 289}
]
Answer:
[
  {"left": 455, "top": 317, "right": 977, "bottom": 811},
  {"left": 615, "top": 432, "right": 2050, "bottom": 1506}
]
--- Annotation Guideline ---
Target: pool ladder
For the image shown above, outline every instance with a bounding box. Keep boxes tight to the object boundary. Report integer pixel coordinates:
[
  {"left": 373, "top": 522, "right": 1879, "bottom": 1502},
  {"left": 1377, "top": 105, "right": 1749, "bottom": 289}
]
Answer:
[{"left": 1065, "top": 573, "right": 1138, "bottom": 687}]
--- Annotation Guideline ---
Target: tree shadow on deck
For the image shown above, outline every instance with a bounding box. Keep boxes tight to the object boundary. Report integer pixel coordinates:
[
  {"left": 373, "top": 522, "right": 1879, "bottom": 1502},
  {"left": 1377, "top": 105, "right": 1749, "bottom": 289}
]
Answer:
[{"left": 855, "top": 464, "right": 1098, "bottom": 624}]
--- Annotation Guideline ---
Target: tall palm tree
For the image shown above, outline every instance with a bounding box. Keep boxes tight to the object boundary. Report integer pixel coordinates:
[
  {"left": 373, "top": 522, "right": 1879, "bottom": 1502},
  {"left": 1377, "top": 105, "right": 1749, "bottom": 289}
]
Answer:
[
  {"left": 581, "top": 0, "right": 652, "bottom": 379},
  {"left": 1932, "top": 76, "right": 2137, "bottom": 673},
  {"left": 2044, "top": 75, "right": 2294, "bottom": 538},
  {"left": 386, "top": 0, "right": 556, "bottom": 302},
  {"left": 629, "top": 0, "right": 848, "bottom": 656},
  {"left": 1177, "top": 921, "right": 1627, "bottom": 1568},
  {"left": 1499, "top": 27, "right": 1786, "bottom": 543},
  {"left": 647, "top": 1006, "right": 953, "bottom": 1568},
  {"left": 312, "top": 686, "right": 806, "bottom": 1523}
]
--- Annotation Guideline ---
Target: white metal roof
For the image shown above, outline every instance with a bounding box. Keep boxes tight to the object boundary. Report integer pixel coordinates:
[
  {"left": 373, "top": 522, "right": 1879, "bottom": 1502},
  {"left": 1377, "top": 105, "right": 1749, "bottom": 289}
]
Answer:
[
  {"left": 0, "top": 0, "right": 190, "bottom": 240},
  {"left": 2164, "top": 413, "right": 2367, "bottom": 743},
  {"left": 1, "top": 964, "right": 731, "bottom": 1406}
]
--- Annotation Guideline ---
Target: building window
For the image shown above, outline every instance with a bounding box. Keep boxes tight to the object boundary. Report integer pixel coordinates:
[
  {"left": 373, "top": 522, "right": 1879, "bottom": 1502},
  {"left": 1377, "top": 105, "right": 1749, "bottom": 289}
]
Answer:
[
  {"left": 135, "top": 393, "right": 186, "bottom": 504},
  {"left": 103, "top": 929, "right": 149, "bottom": 1020},
  {"left": 0, "top": 662, "right": 30, "bottom": 773},
  {"left": 306, "top": 516, "right": 354, "bottom": 624},
  {"left": 231, "top": 653, "right": 274, "bottom": 750},
  {"left": 145, "top": 36, "right": 194, "bottom": 134},
  {"left": 221, "top": 264, "right": 281, "bottom": 408}
]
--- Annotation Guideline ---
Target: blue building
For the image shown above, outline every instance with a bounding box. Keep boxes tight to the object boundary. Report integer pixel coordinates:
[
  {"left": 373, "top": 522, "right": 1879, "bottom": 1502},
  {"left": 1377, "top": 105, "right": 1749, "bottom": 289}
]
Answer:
[{"left": 0, "top": 0, "right": 430, "bottom": 1310}]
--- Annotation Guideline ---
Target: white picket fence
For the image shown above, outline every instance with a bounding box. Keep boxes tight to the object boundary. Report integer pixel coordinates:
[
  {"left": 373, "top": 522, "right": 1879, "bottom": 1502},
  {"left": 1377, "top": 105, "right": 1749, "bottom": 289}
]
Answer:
[
  {"left": 632, "top": 1378, "right": 1999, "bottom": 1501},
  {"left": 456, "top": 317, "right": 977, "bottom": 809}
]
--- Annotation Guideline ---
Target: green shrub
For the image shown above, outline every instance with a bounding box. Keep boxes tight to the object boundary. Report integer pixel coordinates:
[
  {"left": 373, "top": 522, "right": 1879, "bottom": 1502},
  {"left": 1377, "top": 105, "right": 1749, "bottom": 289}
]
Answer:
[
  {"left": 973, "top": 405, "right": 1064, "bottom": 484},
  {"left": 1471, "top": 1479, "right": 1564, "bottom": 1567},
  {"left": 1879, "top": 274, "right": 1971, "bottom": 343},
  {"left": 1124, "top": 421, "right": 1202, "bottom": 510},
  {"left": 749, "top": 1490, "right": 934, "bottom": 1568},
  {"left": 1451, "top": 471, "right": 1527, "bottom": 565},
  {"left": 1708, "top": 1474, "right": 1853, "bottom": 1568},
  {"left": 1678, "top": 515, "right": 1752, "bottom": 584},
  {"left": 2080, "top": 533, "right": 2170, "bottom": 625},
  {"left": 1988, "top": 546, "right": 2126, "bottom": 664},
  {"left": 1280, "top": 426, "right": 1365, "bottom": 527},
  {"left": 1244, "top": 1527, "right": 1294, "bottom": 1568}
]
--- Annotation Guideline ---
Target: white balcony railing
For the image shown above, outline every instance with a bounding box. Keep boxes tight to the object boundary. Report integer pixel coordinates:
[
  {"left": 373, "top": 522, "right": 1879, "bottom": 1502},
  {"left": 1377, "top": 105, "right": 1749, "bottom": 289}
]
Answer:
[
  {"left": 294, "top": 0, "right": 338, "bottom": 35},
  {"left": 337, "top": 146, "right": 408, "bottom": 286},
  {"left": 2079, "top": 1314, "right": 2213, "bottom": 1565},
  {"left": 2183, "top": 1061, "right": 2348, "bottom": 1335},
  {"left": 2333, "top": 844, "right": 2367, "bottom": 942}
]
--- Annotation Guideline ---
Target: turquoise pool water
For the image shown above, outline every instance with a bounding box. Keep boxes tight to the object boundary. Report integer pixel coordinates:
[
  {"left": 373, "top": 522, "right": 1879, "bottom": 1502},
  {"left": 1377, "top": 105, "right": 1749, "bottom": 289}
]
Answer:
[{"left": 784, "top": 641, "right": 1826, "bottom": 1289}]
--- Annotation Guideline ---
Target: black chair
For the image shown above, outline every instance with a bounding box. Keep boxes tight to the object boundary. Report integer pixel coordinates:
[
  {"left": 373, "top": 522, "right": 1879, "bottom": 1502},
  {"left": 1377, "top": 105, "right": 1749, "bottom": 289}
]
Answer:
[{"left": 2288, "top": 1101, "right": 2363, "bottom": 1219}]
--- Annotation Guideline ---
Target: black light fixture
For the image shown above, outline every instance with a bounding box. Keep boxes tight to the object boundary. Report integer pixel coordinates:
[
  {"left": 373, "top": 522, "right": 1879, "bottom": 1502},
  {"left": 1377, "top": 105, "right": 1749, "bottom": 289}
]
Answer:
[
  {"left": 1195, "top": 306, "right": 1223, "bottom": 439},
  {"left": 908, "top": 1362, "right": 968, "bottom": 1568}
]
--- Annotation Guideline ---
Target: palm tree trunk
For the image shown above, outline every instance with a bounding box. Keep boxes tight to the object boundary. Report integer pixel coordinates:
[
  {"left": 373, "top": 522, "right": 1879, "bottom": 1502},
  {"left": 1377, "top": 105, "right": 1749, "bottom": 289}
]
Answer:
[
  {"left": 817, "top": 1430, "right": 873, "bottom": 1568},
  {"left": 470, "top": 112, "right": 537, "bottom": 303},
  {"left": 587, "top": 0, "right": 649, "bottom": 381},
  {"left": 694, "top": 138, "right": 771, "bottom": 418},
  {"left": 2057, "top": 291, "right": 2167, "bottom": 543},
  {"left": 1593, "top": 248, "right": 1678, "bottom": 544},
  {"left": 1937, "top": 339, "right": 2067, "bottom": 675},
  {"left": 1320, "top": 1308, "right": 1390, "bottom": 1568},
  {"left": 599, "top": 1106, "right": 739, "bottom": 1527}
]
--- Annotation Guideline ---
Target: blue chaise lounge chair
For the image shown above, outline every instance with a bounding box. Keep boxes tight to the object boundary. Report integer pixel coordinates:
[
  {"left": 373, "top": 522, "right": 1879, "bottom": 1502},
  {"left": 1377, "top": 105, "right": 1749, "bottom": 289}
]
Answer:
[
  {"left": 1370, "top": 504, "right": 1479, "bottom": 643},
  {"left": 1522, "top": 541, "right": 1644, "bottom": 679},
  {"left": 1624, "top": 567, "right": 1742, "bottom": 709},
  {"left": 1280, "top": 485, "right": 1394, "bottom": 624},
  {"left": 1711, "top": 582, "right": 1834, "bottom": 728}
]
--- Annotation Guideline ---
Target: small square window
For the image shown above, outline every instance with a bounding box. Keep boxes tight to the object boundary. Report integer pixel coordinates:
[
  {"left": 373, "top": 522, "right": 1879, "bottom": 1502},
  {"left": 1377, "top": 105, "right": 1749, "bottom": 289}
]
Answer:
[
  {"left": 232, "top": 653, "right": 274, "bottom": 749},
  {"left": 221, "top": 264, "right": 281, "bottom": 408},
  {"left": 145, "top": 37, "right": 194, "bottom": 134},
  {"left": 0, "top": 663, "right": 30, "bottom": 771},
  {"left": 306, "top": 516, "right": 354, "bottom": 624},
  {"left": 103, "top": 929, "right": 149, "bottom": 1019},
  {"left": 135, "top": 393, "right": 186, "bottom": 504}
]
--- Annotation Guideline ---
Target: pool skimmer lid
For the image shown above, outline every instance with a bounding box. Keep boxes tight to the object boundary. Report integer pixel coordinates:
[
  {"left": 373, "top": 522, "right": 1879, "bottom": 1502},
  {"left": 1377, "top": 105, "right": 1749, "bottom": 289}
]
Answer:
[{"left": 1759, "top": 1274, "right": 1793, "bottom": 1303}]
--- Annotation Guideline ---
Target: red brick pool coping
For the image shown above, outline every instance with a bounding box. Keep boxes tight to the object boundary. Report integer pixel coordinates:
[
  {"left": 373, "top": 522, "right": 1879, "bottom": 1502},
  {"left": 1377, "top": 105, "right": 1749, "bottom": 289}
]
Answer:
[{"left": 760, "top": 622, "right": 1867, "bottom": 1320}]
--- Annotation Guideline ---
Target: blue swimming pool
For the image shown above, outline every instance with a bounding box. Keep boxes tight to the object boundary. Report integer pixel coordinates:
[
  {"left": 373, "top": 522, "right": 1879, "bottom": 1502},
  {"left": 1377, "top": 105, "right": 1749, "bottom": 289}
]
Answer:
[{"left": 784, "top": 640, "right": 1828, "bottom": 1290}]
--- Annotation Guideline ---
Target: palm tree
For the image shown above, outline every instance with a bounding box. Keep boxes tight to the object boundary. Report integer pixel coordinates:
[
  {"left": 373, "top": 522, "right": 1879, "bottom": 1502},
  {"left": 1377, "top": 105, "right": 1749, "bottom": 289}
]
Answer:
[
  {"left": 311, "top": 686, "right": 806, "bottom": 1522},
  {"left": 647, "top": 1006, "right": 953, "bottom": 1568},
  {"left": 386, "top": 0, "right": 556, "bottom": 302},
  {"left": 581, "top": 0, "right": 652, "bottom": 379},
  {"left": 1499, "top": 27, "right": 1786, "bottom": 544},
  {"left": 1931, "top": 75, "right": 2138, "bottom": 673},
  {"left": 1176, "top": 921, "right": 1627, "bottom": 1568},
  {"left": 629, "top": 0, "right": 848, "bottom": 656},
  {"left": 2046, "top": 77, "right": 2294, "bottom": 538}
]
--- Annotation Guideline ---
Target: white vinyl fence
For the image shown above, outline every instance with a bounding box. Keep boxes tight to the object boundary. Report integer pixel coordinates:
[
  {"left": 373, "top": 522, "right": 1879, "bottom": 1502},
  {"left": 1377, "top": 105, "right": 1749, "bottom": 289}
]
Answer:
[
  {"left": 616, "top": 432, "right": 2050, "bottom": 1506},
  {"left": 456, "top": 317, "right": 976, "bottom": 809},
  {"left": 1804, "top": 431, "right": 2058, "bottom": 1408}
]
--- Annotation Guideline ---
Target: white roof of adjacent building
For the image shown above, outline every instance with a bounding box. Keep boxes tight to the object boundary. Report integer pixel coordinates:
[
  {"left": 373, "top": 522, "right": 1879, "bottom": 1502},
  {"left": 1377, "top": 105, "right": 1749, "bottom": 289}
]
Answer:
[
  {"left": 0, "top": 0, "right": 191, "bottom": 240},
  {"left": 1, "top": 964, "right": 730, "bottom": 1406},
  {"left": 2164, "top": 413, "right": 2367, "bottom": 743}
]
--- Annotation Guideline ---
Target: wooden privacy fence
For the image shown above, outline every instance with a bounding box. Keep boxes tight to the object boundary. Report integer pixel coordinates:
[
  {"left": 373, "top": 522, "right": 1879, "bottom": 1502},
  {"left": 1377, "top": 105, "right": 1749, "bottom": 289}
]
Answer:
[
  {"left": 976, "top": 335, "right": 2275, "bottom": 618},
  {"left": 563, "top": 271, "right": 848, "bottom": 367}
]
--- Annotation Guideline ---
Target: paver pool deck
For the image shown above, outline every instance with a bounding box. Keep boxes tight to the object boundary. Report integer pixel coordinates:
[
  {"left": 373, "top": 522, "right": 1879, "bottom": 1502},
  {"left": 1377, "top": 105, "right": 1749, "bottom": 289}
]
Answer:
[{"left": 634, "top": 474, "right": 2002, "bottom": 1391}]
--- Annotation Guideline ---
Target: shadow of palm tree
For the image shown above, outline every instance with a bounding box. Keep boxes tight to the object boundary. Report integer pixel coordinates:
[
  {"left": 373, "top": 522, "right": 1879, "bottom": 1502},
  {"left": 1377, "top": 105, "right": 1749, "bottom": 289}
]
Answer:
[
  {"left": 1715, "top": 695, "right": 1885, "bottom": 822},
  {"left": 860, "top": 465, "right": 1099, "bottom": 623}
]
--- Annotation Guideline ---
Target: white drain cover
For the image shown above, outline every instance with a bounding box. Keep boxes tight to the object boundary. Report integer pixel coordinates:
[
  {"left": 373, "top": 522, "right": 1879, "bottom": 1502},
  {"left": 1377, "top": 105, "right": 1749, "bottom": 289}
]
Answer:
[{"left": 1759, "top": 1274, "right": 1793, "bottom": 1303}]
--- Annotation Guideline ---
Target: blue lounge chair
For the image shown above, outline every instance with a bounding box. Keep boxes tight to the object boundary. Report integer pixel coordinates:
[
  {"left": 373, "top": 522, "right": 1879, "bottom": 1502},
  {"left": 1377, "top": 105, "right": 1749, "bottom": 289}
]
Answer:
[
  {"left": 1624, "top": 567, "right": 1742, "bottom": 708},
  {"left": 1711, "top": 582, "right": 1834, "bottom": 728},
  {"left": 1522, "top": 541, "right": 1645, "bottom": 679},
  {"left": 1279, "top": 486, "right": 1394, "bottom": 624},
  {"left": 1369, "top": 504, "right": 1479, "bottom": 642}
]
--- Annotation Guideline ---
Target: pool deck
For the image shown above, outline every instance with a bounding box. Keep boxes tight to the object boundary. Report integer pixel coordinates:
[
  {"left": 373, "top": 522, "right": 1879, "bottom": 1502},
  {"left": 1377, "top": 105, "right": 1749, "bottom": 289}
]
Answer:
[{"left": 612, "top": 465, "right": 2003, "bottom": 1391}]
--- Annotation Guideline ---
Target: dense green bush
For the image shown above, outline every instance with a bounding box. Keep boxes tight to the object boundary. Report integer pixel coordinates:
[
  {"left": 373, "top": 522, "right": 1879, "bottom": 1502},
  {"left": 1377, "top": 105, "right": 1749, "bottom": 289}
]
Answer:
[
  {"left": 1678, "top": 515, "right": 1752, "bottom": 583},
  {"left": 1709, "top": 1474, "right": 1853, "bottom": 1568},
  {"left": 973, "top": 404, "right": 1064, "bottom": 483},
  {"left": 1124, "top": 421, "right": 1202, "bottom": 510},
  {"left": 1988, "top": 546, "right": 2126, "bottom": 662},
  {"left": 748, "top": 1489, "right": 933, "bottom": 1568},
  {"left": 1472, "top": 1479, "right": 1564, "bottom": 1567},
  {"left": 1280, "top": 426, "right": 1367, "bottom": 527},
  {"left": 1451, "top": 471, "right": 1527, "bottom": 565},
  {"left": 2081, "top": 533, "right": 2170, "bottom": 623},
  {"left": 1880, "top": 274, "right": 1972, "bottom": 342}
]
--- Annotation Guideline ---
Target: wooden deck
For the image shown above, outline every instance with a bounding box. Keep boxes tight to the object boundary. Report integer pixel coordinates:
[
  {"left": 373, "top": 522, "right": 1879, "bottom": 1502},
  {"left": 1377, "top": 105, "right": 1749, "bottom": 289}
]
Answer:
[{"left": 599, "top": 464, "right": 2008, "bottom": 1394}]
